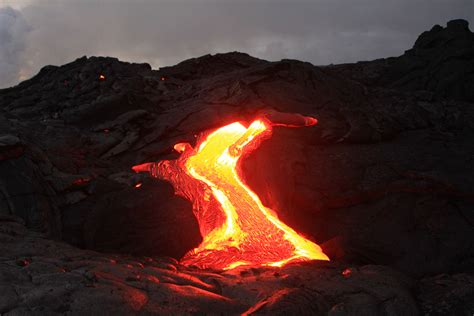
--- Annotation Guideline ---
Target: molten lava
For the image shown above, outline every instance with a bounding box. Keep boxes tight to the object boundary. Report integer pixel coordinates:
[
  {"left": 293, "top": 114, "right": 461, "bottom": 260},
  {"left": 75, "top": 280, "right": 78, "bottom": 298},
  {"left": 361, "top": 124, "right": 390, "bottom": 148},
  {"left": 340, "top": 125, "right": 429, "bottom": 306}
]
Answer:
[{"left": 133, "top": 112, "right": 329, "bottom": 270}]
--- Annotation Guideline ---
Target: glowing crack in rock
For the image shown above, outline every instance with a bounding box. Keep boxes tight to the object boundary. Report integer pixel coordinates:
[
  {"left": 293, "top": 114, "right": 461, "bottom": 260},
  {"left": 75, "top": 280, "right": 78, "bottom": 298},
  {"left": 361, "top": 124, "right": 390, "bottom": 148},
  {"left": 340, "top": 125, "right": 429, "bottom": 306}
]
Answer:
[{"left": 133, "top": 111, "right": 329, "bottom": 270}]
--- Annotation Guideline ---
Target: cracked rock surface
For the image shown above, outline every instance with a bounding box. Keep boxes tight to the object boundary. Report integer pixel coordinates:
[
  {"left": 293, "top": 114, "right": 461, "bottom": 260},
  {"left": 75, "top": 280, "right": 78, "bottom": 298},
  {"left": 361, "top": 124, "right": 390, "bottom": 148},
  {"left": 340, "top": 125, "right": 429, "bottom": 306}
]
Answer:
[
  {"left": 0, "top": 217, "right": 451, "bottom": 315},
  {"left": 0, "top": 20, "right": 473, "bottom": 314}
]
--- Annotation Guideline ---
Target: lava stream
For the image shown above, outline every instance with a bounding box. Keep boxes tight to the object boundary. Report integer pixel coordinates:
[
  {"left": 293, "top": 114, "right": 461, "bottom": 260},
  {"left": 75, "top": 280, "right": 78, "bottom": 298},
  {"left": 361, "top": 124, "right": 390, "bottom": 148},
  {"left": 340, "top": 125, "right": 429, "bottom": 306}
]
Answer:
[{"left": 133, "top": 113, "right": 329, "bottom": 270}]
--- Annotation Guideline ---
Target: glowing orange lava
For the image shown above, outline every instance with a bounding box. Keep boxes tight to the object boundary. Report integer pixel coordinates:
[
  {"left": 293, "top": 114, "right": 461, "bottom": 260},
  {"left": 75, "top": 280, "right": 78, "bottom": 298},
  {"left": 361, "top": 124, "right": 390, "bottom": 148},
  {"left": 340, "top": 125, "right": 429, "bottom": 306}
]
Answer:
[{"left": 133, "top": 113, "right": 329, "bottom": 270}]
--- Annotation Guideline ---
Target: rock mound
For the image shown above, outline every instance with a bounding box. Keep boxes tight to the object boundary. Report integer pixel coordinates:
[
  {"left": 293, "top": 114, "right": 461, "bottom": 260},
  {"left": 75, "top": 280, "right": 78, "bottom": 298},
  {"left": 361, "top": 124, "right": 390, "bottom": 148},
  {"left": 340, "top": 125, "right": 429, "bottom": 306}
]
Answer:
[{"left": 386, "top": 19, "right": 474, "bottom": 101}]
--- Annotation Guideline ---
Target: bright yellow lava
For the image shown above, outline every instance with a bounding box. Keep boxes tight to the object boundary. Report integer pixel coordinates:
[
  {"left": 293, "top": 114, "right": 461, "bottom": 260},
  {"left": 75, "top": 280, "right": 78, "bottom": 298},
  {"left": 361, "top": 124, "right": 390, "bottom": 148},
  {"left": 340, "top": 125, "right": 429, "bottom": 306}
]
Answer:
[{"left": 181, "top": 120, "right": 329, "bottom": 270}]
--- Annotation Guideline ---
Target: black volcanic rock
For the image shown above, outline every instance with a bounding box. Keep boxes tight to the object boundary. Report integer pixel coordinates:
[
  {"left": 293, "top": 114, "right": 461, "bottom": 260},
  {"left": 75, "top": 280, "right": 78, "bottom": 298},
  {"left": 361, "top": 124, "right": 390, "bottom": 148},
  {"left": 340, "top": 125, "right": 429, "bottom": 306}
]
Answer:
[
  {"left": 387, "top": 20, "right": 474, "bottom": 101},
  {"left": 0, "top": 20, "right": 473, "bottom": 314},
  {"left": 385, "top": 19, "right": 474, "bottom": 101},
  {"left": 159, "top": 52, "right": 268, "bottom": 80},
  {"left": 328, "top": 19, "right": 474, "bottom": 102},
  {"left": 0, "top": 216, "right": 426, "bottom": 315},
  {"left": 0, "top": 216, "right": 471, "bottom": 314}
]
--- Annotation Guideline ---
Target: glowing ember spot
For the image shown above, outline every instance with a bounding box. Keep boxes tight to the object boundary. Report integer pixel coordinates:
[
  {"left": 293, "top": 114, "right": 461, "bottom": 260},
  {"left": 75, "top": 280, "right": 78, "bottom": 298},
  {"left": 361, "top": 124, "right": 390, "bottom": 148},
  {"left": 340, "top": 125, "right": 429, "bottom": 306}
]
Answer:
[
  {"left": 135, "top": 182, "right": 142, "bottom": 188},
  {"left": 342, "top": 268, "right": 352, "bottom": 278},
  {"left": 99, "top": 74, "right": 106, "bottom": 80},
  {"left": 133, "top": 113, "right": 329, "bottom": 269},
  {"left": 160, "top": 77, "right": 166, "bottom": 81},
  {"left": 72, "top": 177, "right": 91, "bottom": 186},
  {"left": 173, "top": 142, "right": 189, "bottom": 153},
  {"left": 304, "top": 116, "right": 318, "bottom": 126}
]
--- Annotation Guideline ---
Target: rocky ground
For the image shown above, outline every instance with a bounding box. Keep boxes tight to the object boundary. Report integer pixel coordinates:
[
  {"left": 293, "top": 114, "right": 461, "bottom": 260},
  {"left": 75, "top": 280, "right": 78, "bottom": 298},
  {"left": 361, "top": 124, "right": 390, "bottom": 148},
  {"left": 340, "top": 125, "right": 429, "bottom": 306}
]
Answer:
[
  {"left": 0, "top": 19, "right": 473, "bottom": 314},
  {"left": 3, "top": 215, "right": 472, "bottom": 315}
]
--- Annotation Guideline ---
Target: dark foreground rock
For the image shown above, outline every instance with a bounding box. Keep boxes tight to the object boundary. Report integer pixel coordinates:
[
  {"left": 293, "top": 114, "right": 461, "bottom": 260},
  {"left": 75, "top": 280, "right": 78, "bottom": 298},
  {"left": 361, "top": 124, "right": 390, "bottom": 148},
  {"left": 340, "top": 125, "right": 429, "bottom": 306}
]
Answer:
[
  {"left": 0, "top": 20, "right": 473, "bottom": 314},
  {"left": 3, "top": 216, "right": 473, "bottom": 315}
]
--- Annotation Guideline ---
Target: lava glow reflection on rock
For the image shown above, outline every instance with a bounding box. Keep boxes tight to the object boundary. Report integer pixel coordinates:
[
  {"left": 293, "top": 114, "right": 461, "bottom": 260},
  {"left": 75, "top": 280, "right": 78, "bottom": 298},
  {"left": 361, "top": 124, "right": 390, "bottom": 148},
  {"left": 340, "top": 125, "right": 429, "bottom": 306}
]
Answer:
[{"left": 133, "top": 113, "right": 329, "bottom": 270}]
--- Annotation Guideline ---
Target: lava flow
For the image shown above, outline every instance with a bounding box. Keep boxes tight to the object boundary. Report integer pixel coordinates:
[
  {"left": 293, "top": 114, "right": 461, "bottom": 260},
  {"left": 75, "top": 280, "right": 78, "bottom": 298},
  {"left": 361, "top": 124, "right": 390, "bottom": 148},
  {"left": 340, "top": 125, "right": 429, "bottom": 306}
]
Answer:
[{"left": 133, "top": 112, "right": 329, "bottom": 270}]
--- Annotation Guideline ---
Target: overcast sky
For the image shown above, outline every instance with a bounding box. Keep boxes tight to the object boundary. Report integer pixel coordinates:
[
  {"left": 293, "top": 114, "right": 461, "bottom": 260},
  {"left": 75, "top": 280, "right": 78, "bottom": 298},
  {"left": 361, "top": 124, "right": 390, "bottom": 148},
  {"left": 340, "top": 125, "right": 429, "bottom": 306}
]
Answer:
[{"left": 0, "top": 0, "right": 472, "bottom": 88}]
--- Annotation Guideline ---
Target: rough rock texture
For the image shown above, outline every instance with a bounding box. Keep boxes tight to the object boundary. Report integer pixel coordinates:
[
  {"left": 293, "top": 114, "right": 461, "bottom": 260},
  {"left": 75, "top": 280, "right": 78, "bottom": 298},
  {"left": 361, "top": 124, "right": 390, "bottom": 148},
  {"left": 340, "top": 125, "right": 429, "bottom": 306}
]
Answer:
[
  {"left": 0, "top": 216, "right": 442, "bottom": 315},
  {"left": 0, "top": 20, "right": 473, "bottom": 314},
  {"left": 331, "top": 19, "right": 474, "bottom": 102},
  {"left": 387, "top": 19, "right": 474, "bottom": 101}
]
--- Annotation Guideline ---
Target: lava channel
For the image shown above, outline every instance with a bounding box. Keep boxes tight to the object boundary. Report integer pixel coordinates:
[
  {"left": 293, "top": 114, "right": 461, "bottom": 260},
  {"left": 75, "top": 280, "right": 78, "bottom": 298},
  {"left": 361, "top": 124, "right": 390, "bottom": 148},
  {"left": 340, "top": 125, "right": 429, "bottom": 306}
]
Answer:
[{"left": 133, "top": 113, "right": 329, "bottom": 270}]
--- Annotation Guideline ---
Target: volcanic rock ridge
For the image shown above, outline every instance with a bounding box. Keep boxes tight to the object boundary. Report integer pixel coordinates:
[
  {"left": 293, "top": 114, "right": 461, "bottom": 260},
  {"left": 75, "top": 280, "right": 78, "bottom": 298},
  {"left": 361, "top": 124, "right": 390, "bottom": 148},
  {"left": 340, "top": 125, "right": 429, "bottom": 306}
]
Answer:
[{"left": 0, "top": 19, "right": 473, "bottom": 315}]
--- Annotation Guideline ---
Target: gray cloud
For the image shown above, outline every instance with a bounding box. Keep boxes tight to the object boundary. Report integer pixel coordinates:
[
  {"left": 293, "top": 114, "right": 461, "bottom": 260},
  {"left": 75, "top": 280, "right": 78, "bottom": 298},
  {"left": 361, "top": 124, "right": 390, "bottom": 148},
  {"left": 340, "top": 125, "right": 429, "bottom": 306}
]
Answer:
[
  {"left": 0, "top": 6, "right": 30, "bottom": 88},
  {"left": 0, "top": 0, "right": 473, "bottom": 88}
]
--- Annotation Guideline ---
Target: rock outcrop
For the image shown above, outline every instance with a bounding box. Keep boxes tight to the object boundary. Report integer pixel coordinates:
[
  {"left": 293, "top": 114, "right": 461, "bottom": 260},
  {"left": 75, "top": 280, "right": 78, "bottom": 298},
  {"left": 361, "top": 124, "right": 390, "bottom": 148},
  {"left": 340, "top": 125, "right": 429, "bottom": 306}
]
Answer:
[{"left": 0, "top": 216, "right": 451, "bottom": 315}]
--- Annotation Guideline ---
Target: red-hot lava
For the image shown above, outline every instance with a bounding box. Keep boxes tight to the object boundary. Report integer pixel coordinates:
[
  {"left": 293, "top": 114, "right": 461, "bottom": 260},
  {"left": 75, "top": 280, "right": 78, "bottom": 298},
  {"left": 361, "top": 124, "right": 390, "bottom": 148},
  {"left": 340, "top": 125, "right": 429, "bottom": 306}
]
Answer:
[{"left": 133, "top": 112, "right": 329, "bottom": 270}]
